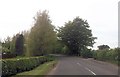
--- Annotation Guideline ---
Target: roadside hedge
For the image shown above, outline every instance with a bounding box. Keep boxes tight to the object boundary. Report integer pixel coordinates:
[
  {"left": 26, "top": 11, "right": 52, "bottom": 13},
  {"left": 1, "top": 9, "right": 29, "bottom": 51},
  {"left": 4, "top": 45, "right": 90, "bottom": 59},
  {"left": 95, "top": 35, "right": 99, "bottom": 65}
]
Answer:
[
  {"left": 93, "top": 48, "right": 120, "bottom": 65},
  {"left": 2, "top": 56, "right": 51, "bottom": 77}
]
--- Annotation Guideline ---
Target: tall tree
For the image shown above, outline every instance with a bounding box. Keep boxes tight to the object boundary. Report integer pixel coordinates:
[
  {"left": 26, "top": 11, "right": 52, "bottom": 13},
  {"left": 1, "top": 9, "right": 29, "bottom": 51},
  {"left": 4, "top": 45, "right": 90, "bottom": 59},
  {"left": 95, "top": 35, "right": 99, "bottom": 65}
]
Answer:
[
  {"left": 10, "top": 35, "right": 16, "bottom": 54},
  {"left": 21, "top": 30, "right": 30, "bottom": 55},
  {"left": 15, "top": 34, "right": 24, "bottom": 56},
  {"left": 27, "top": 11, "right": 57, "bottom": 56},
  {"left": 58, "top": 17, "right": 96, "bottom": 55}
]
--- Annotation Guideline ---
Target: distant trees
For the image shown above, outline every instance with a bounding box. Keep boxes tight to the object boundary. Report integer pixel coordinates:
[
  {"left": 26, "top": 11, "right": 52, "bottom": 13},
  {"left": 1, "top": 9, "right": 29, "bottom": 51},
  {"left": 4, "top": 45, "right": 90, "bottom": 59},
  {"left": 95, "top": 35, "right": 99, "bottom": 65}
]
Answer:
[
  {"left": 2, "top": 33, "right": 25, "bottom": 58},
  {"left": 15, "top": 34, "right": 24, "bottom": 56},
  {"left": 93, "top": 47, "right": 120, "bottom": 63},
  {"left": 10, "top": 35, "right": 17, "bottom": 54},
  {"left": 58, "top": 17, "right": 96, "bottom": 55},
  {"left": 22, "top": 30, "right": 29, "bottom": 56},
  {"left": 1, "top": 10, "right": 119, "bottom": 64},
  {"left": 98, "top": 45, "right": 110, "bottom": 50},
  {"left": 2, "top": 37, "right": 11, "bottom": 53},
  {"left": 27, "top": 11, "right": 57, "bottom": 56},
  {"left": 2, "top": 11, "right": 58, "bottom": 57},
  {"left": 1, "top": 11, "right": 99, "bottom": 58}
]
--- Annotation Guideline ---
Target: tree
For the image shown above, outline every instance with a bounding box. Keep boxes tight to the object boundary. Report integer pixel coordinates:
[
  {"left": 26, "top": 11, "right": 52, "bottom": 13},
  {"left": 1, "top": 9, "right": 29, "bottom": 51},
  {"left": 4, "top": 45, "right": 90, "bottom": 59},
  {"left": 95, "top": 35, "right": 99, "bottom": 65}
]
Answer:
[
  {"left": 15, "top": 34, "right": 24, "bottom": 56},
  {"left": 98, "top": 45, "right": 110, "bottom": 50},
  {"left": 52, "top": 40, "right": 65, "bottom": 54},
  {"left": 2, "top": 36, "right": 17, "bottom": 58},
  {"left": 27, "top": 11, "right": 57, "bottom": 56},
  {"left": 2, "top": 36, "right": 11, "bottom": 53},
  {"left": 58, "top": 17, "right": 96, "bottom": 55},
  {"left": 21, "top": 30, "right": 30, "bottom": 56},
  {"left": 10, "top": 35, "right": 16, "bottom": 54}
]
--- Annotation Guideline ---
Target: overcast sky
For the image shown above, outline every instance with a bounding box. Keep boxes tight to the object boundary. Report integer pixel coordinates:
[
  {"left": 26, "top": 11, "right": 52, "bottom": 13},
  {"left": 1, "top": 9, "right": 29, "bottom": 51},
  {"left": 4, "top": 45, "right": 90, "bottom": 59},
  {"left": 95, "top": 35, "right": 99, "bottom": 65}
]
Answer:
[{"left": 0, "top": 0, "right": 119, "bottom": 49}]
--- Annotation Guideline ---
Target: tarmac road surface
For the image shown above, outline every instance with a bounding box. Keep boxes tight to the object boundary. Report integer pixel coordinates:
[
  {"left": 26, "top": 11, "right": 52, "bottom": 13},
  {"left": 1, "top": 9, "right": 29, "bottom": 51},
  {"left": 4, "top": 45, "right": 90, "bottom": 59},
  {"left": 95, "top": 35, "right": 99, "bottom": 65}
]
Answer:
[{"left": 48, "top": 55, "right": 118, "bottom": 75}]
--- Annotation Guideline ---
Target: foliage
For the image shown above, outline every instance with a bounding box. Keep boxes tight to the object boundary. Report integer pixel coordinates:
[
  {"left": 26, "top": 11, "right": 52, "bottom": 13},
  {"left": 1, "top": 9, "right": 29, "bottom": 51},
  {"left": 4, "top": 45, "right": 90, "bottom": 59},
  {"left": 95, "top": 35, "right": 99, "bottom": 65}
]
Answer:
[
  {"left": 21, "top": 30, "right": 30, "bottom": 56},
  {"left": 10, "top": 35, "right": 16, "bottom": 54},
  {"left": 52, "top": 40, "right": 66, "bottom": 54},
  {"left": 98, "top": 45, "right": 110, "bottom": 50},
  {"left": 93, "top": 47, "right": 120, "bottom": 65},
  {"left": 61, "top": 45, "right": 69, "bottom": 54},
  {"left": 2, "top": 56, "right": 54, "bottom": 76},
  {"left": 81, "top": 49, "right": 93, "bottom": 58},
  {"left": 27, "top": 11, "right": 57, "bottom": 56},
  {"left": 16, "top": 60, "right": 57, "bottom": 75},
  {"left": 58, "top": 17, "right": 96, "bottom": 55},
  {"left": 15, "top": 34, "right": 24, "bottom": 56},
  {"left": 2, "top": 36, "right": 16, "bottom": 58},
  {"left": 52, "top": 40, "right": 70, "bottom": 54},
  {"left": 2, "top": 33, "right": 25, "bottom": 58},
  {"left": 95, "top": 50, "right": 107, "bottom": 61},
  {"left": 2, "top": 37, "right": 11, "bottom": 53}
]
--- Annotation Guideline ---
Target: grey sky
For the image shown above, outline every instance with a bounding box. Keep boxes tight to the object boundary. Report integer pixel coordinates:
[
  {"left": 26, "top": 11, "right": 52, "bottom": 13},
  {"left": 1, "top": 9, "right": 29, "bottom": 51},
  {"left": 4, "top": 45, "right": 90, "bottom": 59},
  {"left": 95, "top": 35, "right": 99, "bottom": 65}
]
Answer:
[{"left": 0, "top": 0, "right": 119, "bottom": 49}]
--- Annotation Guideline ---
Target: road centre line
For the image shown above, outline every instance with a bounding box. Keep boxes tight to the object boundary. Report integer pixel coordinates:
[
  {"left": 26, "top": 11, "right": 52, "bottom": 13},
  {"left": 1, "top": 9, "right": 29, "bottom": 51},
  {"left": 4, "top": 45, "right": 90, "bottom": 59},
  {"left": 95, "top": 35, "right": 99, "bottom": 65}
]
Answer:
[{"left": 77, "top": 62, "right": 96, "bottom": 75}]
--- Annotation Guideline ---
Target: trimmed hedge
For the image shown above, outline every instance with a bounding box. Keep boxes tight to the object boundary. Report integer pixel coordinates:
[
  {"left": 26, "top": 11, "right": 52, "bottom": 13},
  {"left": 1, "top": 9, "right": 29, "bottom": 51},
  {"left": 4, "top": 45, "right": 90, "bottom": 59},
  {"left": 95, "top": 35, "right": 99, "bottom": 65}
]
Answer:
[{"left": 2, "top": 56, "right": 50, "bottom": 77}]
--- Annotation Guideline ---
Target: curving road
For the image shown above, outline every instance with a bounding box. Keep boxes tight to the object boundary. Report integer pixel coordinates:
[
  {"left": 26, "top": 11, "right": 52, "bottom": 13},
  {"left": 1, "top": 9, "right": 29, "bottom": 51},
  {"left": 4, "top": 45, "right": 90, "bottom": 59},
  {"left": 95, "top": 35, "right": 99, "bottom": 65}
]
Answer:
[{"left": 48, "top": 55, "right": 118, "bottom": 76}]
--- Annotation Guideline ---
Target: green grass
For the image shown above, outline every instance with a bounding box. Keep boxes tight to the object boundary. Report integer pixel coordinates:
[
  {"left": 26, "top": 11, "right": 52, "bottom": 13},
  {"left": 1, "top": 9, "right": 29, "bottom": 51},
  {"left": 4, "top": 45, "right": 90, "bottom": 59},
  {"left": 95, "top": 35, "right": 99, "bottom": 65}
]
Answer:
[
  {"left": 105, "top": 60, "right": 119, "bottom": 66},
  {"left": 12, "top": 60, "right": 57, "bottom": 77},
  {"left": 94, "top": 59, "right": 119, "bottom": 66}
]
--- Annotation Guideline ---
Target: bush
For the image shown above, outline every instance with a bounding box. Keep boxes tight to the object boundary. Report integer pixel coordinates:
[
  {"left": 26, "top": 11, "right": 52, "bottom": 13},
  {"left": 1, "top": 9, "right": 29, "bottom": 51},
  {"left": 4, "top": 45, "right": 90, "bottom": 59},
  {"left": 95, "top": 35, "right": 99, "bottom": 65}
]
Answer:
[
  {"left": 96, "top": 50, "right": 107, "bottom": 61},
  {"left": 2, "top": 56, "right": 51, "bottom": 77},
  {"left": 93, "top": 51, "right": 97, "bottom": 59},
  {"left": 93, "top": 48, "right": 120, "bottom": 65},
  {"left": 81, "top": 49, "right": 93, "bottom": 58}
]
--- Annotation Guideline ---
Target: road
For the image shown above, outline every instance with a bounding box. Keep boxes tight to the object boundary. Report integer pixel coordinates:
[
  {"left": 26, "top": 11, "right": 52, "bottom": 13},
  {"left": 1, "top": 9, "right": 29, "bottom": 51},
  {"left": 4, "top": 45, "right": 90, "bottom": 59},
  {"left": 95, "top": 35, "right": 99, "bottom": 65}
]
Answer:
[{"left": 48, "top": 55, "right": 118, "bottom": 75}]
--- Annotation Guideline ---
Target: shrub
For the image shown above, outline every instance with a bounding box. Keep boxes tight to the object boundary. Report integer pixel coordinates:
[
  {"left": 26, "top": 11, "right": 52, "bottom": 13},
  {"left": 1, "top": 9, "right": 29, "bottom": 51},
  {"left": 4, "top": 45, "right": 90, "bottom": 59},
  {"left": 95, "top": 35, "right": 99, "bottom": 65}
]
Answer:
[
  {"left": 81, "top": 49, "right": 93, "bottom": 58},
  {"left": 2, "top": 56, "right": 51, "bottom": 77},
  {"left": 93, "top": 48, "right": 120, "bottom": 65},
  {"left": 97, "top": 50, "right": 107, "bottom": 61}
]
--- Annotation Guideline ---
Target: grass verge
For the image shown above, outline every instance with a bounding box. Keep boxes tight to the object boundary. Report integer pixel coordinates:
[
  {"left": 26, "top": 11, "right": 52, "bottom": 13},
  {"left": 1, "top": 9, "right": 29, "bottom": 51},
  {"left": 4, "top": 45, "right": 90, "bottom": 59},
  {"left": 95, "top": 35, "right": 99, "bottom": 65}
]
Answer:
[
  {"left": 105, "top": 60, "right": 119, "bottom": 66},
  {"left": 94, "top": 59, "right": 119, "bottom": 66},
  {"left": 12, "top": 60, "right": 57, "bottom": 77}
]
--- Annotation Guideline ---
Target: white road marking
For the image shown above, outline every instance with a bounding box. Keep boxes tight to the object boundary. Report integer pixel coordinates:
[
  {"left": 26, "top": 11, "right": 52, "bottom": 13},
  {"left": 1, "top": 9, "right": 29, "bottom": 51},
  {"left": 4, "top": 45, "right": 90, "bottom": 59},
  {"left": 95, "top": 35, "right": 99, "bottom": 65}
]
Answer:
[
  {"left": 85, "top": 67, "right": 96, "bottom": 75},
  {"left": 77, "top": 63, "right": 82, "bottom": 66},
  {"left": 77, "top": 62, "right": 96, "bottom": 75}
]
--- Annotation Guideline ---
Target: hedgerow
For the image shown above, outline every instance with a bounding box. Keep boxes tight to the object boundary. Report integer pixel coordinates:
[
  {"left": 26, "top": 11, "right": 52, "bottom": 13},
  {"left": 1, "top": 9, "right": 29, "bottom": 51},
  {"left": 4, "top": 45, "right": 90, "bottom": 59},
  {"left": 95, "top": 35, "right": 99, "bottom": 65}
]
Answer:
[
  {"left": 2, "top": 56, "right": 52, "bottom": 77},
  {"left": 93, "top": 48, "right": 120, "bottom": 65}
]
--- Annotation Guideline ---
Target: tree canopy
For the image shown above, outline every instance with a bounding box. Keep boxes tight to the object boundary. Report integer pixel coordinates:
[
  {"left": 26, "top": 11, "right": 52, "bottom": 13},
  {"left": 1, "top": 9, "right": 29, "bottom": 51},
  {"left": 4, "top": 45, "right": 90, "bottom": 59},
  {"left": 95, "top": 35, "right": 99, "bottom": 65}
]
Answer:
[
  {"left": 27, "top": 11, "right": 57, "bottom": 56},
  {"left": 58, "top": 17, "right": 96, "bottom": 55},
  {"left": 15, "top": 34, "right": 24, "bottom": 56}
]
